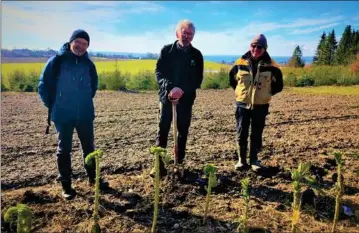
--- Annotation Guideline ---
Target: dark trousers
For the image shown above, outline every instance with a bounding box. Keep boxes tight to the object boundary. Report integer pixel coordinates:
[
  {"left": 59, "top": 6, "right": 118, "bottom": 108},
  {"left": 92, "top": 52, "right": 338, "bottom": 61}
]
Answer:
[
  {"left": 156, "top": 100, "right": 193, "bottom": 164},
  {"left": 235, "top": 104, "right": 268, "bottom": 164},
  {"left": 55, "top": 120, "right": 96, "bottom": 184}
]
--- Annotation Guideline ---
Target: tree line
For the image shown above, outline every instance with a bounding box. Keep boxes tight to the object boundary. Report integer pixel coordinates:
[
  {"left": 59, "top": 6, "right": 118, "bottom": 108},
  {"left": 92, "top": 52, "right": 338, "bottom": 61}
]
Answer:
[
  {"left": 1, "top": 48, "right": 159, "bottom": 60},
  {"left": 288, "top": 25, "right": 359, "bottom": 67}
]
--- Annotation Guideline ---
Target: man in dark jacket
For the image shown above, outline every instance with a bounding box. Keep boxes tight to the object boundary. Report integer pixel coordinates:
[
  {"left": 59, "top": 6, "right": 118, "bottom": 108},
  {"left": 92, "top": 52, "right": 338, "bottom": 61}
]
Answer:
[
  {"left": 229, "top": 34, "right": 283, "bottom": 172},
  {"left": 154, "top": 19, "right": 204, "bottom": 176},
  {"left": 38, "top": 29, "right": 108, "bottom": 199}
]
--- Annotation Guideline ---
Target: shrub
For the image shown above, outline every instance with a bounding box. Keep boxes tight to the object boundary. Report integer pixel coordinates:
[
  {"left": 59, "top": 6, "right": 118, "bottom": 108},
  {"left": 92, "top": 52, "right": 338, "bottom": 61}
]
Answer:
[
  {"left": 85, "top": 149, "right": 104, "bottom": 233},
  {"left": 284, "top": 72, "right": 298, "bottom": 87},
  {"left": 202, "top": 67, "right": 230, "bottom": 89},
  {"left": 4, "top": 203, "right": 33, "bottom": 233},
  {"left": 202, "top": 164, "right": 217, "bottom": 225},
  {"left": 237, "top": 177, "right": 250, "bottom": 233},
  {"left": 127, "top": 70, "right": 158, "bottom": 90},
  {"left": 1, "top": 76, "right": 9, "bottom": 92},
  {"left": 296, "top": 74, "right": 315, "bottom": 87},
  {"left": 149, "top": 146, "right": 168, "bottom": 233},
  {"left": 350, "top": 53, "right": 359, "bottom": 73},
  {"left": 98, "top": 71, "right": 127, "bottom": 91},
  {"left": 7, "top": 70, "right": 28, "bottom": 91}
]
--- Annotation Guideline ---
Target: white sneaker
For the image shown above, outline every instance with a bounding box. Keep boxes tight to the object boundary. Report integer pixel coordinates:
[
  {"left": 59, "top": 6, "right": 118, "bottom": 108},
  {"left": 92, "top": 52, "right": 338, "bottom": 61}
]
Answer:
[
  {"left": 235, "top": 160, "right": 249, "bottom": 170},
  {"left": 250, "top": 161, "right": 263, "bottom": 172}
]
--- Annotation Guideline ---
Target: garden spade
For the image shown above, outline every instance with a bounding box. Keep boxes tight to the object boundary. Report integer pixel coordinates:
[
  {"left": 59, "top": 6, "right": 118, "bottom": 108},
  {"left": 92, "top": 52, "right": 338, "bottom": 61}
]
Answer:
[{"left": 172, "top": 101, "right": 179, "bottom": 165}]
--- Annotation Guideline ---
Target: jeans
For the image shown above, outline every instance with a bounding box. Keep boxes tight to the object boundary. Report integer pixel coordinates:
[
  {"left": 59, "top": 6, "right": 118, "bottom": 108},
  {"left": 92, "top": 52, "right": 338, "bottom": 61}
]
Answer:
[
  {"left": 235, "top": 103, "right": 269, "bottom": 164},
  {"left": 55, "top": 120, "right": 96, "bottom": 184}
]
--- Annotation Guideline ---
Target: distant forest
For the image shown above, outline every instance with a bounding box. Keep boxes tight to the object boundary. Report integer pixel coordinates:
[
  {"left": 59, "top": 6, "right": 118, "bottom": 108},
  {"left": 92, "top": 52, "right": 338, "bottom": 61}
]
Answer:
[{"left": 1, "top": 48, "right": 158, "bottom": 60}]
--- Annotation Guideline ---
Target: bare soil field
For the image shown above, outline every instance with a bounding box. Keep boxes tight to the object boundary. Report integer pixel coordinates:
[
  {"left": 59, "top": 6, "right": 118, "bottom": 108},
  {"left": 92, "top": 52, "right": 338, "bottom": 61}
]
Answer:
[{"left": 1, "top": 89, "right": 359, "bottom": 233}]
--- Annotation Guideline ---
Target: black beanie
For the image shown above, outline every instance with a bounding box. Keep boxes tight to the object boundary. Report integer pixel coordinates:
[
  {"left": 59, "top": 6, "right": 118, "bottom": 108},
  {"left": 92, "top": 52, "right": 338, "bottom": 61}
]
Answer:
[{"left": 69, "top": 29, "right": 90, "bottom": 45}]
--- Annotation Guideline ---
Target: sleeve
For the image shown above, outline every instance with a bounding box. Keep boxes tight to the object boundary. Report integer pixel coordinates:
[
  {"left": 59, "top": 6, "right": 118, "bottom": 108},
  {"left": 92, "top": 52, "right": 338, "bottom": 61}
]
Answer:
[
  {"left": 155, "top": 46, "right": 173, "bottom": 93},
  {"left": 271, "top": 66, "right": 283, "bottom": 95},
  {"left": 196, "top": 50, "right": 204, "bottom": 89},
  {"left": 38, "top": 56, "right": 57, "bottom": 108},
  {"left": 90, "top": 62, "right": 99, "bottom": 98},
  {"left": 229, "top": 64, "right": 239, "bottom": 90}
]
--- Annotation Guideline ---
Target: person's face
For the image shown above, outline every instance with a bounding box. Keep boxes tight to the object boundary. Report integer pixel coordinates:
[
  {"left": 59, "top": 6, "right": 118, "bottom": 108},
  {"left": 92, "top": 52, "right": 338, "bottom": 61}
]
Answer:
[
  {"left": 250, "top": 43, "right": 265, "bottom": 59},
  {"left": 176, "top": 25, "right": 195, "bottom": 47},
  {"left": 70, "top": 38, "right": 89, "bottom": 56}
]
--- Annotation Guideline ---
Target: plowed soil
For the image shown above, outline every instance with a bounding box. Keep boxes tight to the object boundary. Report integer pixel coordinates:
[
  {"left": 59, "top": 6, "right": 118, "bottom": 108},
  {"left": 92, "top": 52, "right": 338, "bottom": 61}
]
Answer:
[{"left": 1, "top": 89, "right": 359, "bottom": 233}]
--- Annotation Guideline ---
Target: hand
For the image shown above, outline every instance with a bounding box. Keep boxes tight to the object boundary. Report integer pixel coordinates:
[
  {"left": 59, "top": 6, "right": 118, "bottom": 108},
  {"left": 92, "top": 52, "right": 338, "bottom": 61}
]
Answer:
[{"left": 168, "top": 87, "right": 184, "bottom": 100}]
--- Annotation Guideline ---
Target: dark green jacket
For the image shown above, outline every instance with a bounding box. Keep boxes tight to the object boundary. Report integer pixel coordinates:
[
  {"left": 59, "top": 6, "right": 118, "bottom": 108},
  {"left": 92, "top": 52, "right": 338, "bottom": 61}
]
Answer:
[{"left": 155, "top": 40, "right": 204, "bottom": 104}]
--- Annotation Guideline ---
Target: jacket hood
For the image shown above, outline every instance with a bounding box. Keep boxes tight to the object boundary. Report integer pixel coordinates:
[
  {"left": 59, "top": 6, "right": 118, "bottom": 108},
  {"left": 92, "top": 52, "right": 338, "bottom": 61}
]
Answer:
[{"left": 58, "top": 42, "right": 89, "bottom": 58}]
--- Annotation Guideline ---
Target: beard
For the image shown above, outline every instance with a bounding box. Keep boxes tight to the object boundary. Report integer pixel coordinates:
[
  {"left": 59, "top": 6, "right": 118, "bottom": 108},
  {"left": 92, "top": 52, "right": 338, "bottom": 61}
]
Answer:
[
  {"left": 181, "top": 39, "right": 190, "bottom": 47},
  {"left": 73, "top": 47, "right": 86, "bottom": 56}
]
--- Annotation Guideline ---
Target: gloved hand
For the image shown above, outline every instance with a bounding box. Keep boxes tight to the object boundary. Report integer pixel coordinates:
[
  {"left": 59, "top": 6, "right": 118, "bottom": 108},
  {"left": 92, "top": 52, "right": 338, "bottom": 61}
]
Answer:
[{"left": 168, "top": 87, "right": 184, "bottom": 103}]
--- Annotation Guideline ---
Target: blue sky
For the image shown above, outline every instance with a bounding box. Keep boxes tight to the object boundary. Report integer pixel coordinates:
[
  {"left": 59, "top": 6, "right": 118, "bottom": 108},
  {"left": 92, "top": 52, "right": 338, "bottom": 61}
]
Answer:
[{"left": 2, "top": 1, "right": 359, "bottom": 56}]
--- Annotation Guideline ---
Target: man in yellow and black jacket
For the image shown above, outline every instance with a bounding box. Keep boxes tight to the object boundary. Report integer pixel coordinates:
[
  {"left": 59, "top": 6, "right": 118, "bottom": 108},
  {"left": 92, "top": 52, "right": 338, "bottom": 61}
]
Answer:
[{"left": 229, "top": 34, "right": 283, "bottom": 172}]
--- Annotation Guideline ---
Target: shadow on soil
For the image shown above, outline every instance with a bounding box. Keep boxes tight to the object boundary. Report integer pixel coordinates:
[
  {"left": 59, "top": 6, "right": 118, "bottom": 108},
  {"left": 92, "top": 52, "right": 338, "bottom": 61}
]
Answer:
[{"left": 269, "top": 114, "right": 359, "bottom": 126}]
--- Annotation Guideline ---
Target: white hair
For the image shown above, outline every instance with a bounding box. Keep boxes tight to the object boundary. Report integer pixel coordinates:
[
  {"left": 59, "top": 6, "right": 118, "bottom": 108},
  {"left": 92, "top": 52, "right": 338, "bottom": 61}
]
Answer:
[{"left": 175, "top": 19, "right": 196, "bottom": 34}]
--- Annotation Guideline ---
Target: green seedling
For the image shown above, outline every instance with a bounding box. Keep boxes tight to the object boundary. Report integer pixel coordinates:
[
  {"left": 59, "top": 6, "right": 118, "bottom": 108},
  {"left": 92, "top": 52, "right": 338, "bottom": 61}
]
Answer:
[
  {"left": 237, "top": 177, "right": 250, "bottom": 233},
  {"left": 149, "top": 146, "right": 167, "bottom": 233},
  {"left": 4, "top": 203, "right": 33, "bottom": 233},
  {"left": 85, "top": 149, "right": 104, "bottom": 233},
  {"left": 332, "top": 152, "right": 344, "bottom": 233},
  {"left": 202, "top": 164, "right": 218, "bottom": 225},
  {"left": 291, "top": 161, "right": 324, "bottom": 233}
]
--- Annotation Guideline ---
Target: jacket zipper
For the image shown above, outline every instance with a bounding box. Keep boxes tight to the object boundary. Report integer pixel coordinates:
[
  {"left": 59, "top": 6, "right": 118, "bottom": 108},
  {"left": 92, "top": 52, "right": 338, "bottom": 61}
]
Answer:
[
  {"left": 76, "top": 57, "right": 80, "bottom": 123},
  {"left": 251, "top": 63, "right": 262, "bottom": 109},
  {"left": 247, "top": 59, "right": 254, "bottom": 109}
]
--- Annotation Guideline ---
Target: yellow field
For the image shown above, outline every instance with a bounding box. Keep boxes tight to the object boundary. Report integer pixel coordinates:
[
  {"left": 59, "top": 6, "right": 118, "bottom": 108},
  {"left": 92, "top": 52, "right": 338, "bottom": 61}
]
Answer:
[
  {"left": 1, "top": 59, "right": 230, "bottom": 77},
  {"left": 289, "top": 85, "right": 359, "bottom": 95}
]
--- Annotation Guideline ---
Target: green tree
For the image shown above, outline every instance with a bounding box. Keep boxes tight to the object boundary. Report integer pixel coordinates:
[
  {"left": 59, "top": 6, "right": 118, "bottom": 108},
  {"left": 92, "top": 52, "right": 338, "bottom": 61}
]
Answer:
[
  {"left": 313, "top": 32, "right": 327, "bottom": 65},
  {"left": 327, "top": 29, "right": 338, "bottom": 65},
  {"left": 334, "top": 25, "right": 352, "bottom": 65},
  {"left": 288, "top": 45, "right": 305, "bottom": 68},
  {"left": 350, "top": 30, "right": 359, "bottom": 57}
]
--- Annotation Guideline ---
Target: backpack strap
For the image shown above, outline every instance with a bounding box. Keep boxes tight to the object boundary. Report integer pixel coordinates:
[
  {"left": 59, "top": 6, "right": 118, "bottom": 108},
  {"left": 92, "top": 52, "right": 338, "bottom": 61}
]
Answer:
[{"left": 45, "top": 55, "right": 62, "bottom": 134}]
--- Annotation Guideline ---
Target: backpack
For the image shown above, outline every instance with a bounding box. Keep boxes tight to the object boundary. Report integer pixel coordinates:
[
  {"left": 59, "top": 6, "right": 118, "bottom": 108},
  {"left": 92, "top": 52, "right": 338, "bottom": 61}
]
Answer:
[{"left": 45, "top": 54, "right": 62, "bottom": 134}]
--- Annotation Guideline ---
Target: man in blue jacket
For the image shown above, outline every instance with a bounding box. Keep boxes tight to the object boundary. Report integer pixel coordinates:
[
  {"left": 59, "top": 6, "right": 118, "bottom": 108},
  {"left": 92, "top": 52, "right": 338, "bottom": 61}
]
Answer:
[{"left": 38, "top": 29, "right": 108, "bottom": 199}]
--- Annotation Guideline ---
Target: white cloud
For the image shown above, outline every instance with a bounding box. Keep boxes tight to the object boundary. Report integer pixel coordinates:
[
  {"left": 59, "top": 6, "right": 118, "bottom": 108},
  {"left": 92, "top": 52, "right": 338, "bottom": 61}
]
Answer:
[
  {"left": 1, "top": 2, "right": 345, "bottom": 56},
  {"left": 291, "top": 23, "right": 340, "bottom": 35}
]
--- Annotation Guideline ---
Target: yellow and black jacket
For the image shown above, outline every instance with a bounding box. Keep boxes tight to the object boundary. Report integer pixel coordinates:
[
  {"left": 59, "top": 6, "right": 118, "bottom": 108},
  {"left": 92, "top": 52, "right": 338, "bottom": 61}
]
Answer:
[{"left": 229, "top": 51, "right": 283, "bottom": 109}]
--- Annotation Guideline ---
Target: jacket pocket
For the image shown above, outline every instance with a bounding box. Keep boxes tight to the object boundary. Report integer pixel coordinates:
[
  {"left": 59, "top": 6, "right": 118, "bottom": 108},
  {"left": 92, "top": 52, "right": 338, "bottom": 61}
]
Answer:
[
  {"left": 235, "top": 70, "right": 252, "bottom": 101},
  {"left": 255, "top": 71, "right": 272, "bottom": 104}
]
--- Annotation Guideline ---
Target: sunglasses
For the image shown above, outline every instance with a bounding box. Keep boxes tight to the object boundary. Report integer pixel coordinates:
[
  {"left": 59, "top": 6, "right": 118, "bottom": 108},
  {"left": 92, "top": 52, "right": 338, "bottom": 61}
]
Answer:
[{"left": 251, "top": 44, "right": 264, "bottom": 50}]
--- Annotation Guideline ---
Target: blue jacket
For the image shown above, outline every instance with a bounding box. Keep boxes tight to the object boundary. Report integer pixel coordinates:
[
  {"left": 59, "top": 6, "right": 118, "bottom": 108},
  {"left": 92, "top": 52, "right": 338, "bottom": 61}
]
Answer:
[{"left": 38, "top": 43, "right": 98, "bottom": 123}]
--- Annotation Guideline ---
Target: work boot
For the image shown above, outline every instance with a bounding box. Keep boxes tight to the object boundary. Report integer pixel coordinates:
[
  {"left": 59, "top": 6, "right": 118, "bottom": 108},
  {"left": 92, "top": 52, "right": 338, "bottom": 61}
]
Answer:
[
  {"left": 150, "top": 158, "right": 167, "bottom": 178},
  {"left": 89, "top": 177, "right": 110, "bottom": 191},
  {"left": 61, "top": 181, "right": 76, "bottom": 200},
  {"left": 173, "top": 163, "right": 185, "bottom": 177},
  {"left": 235, "top": 145, "right": 248, "bottom": 171}
]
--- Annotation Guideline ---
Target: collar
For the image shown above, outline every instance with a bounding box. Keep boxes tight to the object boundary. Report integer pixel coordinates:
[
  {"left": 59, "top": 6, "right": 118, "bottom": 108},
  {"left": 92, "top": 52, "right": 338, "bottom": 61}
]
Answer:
[{"left": 241, "top": 50, "right": 272, "bottom": 64}]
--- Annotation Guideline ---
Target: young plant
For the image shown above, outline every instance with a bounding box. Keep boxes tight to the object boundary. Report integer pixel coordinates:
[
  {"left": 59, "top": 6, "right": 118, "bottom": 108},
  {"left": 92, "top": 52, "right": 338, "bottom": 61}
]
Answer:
[
  {"left": 237, "top": 177, "right": 250, "bottom": 233},
  {"left": 4, "top": 203, "right": 33, "bottom": 233},
  {"left": 85, "top": 149, "right": 104, "bottom": 233},
  {"left": 332, "top": 152, "right": 344, "bottom": 233},
  {"left": 149, "top": 146, "right": 167, "bottom": 233},
  {"left": 291, "top": 161, "right": 321, "bottom": 233},
  {"left": 202, "top": 164, "right": 218, "bottom": 225}
]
